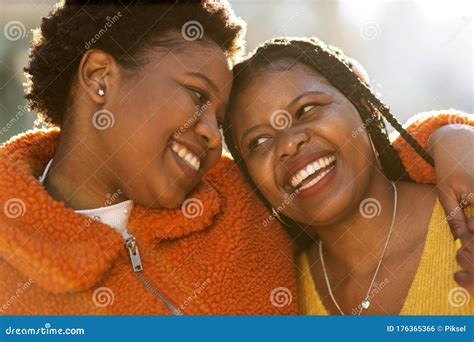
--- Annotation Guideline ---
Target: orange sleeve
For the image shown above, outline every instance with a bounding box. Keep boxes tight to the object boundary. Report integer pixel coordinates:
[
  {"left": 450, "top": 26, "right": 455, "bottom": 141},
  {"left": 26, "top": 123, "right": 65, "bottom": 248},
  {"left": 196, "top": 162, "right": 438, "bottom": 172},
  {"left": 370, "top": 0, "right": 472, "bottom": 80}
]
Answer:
[{"left": 390, "top": 110, "right": 474, "bottom": 184}]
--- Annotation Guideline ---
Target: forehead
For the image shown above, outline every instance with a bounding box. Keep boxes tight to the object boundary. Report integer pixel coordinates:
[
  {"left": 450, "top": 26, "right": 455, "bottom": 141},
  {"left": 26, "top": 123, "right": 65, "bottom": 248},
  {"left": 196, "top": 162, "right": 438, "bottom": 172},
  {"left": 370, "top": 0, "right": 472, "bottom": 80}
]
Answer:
[
  {"left": 142, "top": 33, "right": 232, "bottom": 82},
  {"left": 229, "top": 63, "right": 334, "bottom": 126},
  {"left": 170, "top": 43, "right": 231, "bottom": 72},
  {"left": 238, "top": 64, "right": 333, "bottom": 110}
]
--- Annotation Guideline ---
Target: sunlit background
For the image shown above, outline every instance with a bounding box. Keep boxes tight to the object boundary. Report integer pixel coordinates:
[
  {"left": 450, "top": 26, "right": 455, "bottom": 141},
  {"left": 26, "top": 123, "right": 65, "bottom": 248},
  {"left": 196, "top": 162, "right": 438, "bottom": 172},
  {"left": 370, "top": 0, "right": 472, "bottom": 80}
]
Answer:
[{"left": 0, "top": 0, "right": 472, "bottom": 143}]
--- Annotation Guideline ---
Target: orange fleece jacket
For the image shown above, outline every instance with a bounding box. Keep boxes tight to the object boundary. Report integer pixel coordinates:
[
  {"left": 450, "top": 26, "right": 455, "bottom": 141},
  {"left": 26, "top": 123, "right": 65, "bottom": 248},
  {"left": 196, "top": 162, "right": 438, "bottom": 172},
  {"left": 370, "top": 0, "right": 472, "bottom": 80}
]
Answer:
[{"left": 0, "top": 110, "right": 471, "bottom": 315}]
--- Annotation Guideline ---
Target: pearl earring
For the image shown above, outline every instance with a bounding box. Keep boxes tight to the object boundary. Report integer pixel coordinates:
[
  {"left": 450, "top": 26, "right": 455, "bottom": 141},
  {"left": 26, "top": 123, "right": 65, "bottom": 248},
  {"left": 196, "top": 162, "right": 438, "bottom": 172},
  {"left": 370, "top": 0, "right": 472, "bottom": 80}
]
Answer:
[{"left": 97, "top": 89, "right": 105, "bottom": 97}]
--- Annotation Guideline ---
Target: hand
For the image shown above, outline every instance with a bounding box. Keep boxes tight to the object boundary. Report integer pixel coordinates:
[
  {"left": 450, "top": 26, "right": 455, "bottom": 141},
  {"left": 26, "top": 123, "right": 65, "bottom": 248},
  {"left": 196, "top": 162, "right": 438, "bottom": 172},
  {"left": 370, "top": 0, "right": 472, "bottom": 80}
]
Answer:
[
  {"left": 428, "top": 124, "right": 474, "bottom": 238},
  {"left": 455, "top": 229, "right": 474, "bottom": 293},
  {"left": 428, "top": 123, "right": 474, "bottom": 293}
]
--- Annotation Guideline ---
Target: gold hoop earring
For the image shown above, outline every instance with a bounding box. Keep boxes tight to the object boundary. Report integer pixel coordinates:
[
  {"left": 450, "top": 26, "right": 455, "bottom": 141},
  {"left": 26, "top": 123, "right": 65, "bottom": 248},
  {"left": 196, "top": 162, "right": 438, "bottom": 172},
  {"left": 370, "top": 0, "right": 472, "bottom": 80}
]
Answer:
[
  {"left": 272, "top": 207, "right": 292, "bottom": 226},
  {"left": 368, "top": 134, "right": 383, "bottom": 169}
]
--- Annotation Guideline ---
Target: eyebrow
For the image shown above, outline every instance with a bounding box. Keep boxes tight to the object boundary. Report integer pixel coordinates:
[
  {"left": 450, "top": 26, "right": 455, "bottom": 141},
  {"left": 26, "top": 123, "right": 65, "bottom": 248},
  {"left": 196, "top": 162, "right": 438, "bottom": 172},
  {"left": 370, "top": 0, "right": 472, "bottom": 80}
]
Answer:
[
  {"left": 287, "top": 90, "right": 327, "bottom": 108},
  {"left": 241, "top": 124, "right": 268, "bottom": 146},
  {"left": 239, "top": 91, "right": 328, "bottom": 145},
  {"left": 184, "top": 71, "right": 220, "bottom": 94}
]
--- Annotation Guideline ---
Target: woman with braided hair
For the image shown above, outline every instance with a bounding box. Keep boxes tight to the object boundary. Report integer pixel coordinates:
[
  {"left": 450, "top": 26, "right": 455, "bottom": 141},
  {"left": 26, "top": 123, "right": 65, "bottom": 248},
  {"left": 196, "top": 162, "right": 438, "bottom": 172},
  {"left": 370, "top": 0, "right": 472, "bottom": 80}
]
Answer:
[{"left": 224, "top": 37, "right": 474, "bottom": 315}]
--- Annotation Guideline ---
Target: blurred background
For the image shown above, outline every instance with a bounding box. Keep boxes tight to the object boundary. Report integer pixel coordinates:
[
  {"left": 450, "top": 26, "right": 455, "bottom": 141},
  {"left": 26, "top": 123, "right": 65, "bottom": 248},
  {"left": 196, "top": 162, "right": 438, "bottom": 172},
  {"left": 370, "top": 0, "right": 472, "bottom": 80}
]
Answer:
[{"left": 0, "top": 0, "right": 472, "bottom": 143}]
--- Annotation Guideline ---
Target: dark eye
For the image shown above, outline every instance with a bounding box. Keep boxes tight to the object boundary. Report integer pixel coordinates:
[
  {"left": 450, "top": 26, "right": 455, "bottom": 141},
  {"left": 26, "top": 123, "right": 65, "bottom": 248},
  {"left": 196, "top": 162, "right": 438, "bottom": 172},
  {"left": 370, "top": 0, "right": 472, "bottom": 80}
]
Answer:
[
  {"left": 193, "top": 90, "right": 203, "bottom": 101},
  {"left": 248, "top": 136, "right": 270, "bottom": 151},
  {"left": 188, "top": 87, "right": 207, "bottom": 105},
  {"left": 296, "top": 104, "right": 317, "bottom": 119}
]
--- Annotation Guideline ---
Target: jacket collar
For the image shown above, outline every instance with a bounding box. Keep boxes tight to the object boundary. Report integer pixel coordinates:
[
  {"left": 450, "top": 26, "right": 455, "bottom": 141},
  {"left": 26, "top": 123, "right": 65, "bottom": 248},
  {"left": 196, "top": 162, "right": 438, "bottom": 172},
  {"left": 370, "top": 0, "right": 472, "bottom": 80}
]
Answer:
[{"left": 0, "top": 129, "right": 222, "bottom": 293}]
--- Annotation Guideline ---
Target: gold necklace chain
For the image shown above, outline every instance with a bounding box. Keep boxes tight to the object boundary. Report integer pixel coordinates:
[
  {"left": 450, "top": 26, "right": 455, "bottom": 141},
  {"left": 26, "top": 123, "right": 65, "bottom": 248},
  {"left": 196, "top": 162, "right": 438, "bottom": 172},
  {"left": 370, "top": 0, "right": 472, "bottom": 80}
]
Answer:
[{"left": 319, "top": 181, "right": 398, "bottom": 315}]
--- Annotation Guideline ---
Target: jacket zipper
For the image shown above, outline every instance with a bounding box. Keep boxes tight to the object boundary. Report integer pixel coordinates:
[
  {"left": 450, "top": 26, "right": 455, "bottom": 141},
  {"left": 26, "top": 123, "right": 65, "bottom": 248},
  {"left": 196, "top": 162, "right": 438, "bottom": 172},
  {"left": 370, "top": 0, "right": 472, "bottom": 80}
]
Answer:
[{"left": 124, "top": 234, "right": 183, "bottom": 315}]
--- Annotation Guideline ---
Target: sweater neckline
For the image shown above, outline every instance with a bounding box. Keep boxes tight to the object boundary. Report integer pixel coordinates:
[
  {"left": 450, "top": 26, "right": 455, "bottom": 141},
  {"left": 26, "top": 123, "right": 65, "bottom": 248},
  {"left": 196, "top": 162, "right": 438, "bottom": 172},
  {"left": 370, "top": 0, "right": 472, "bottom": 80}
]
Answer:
[
  {"left": 38, "top": 158, "right": 133, "bottom": 236},
  {"left": 296, "top": 199, "right": 448, "bottom": 315}
]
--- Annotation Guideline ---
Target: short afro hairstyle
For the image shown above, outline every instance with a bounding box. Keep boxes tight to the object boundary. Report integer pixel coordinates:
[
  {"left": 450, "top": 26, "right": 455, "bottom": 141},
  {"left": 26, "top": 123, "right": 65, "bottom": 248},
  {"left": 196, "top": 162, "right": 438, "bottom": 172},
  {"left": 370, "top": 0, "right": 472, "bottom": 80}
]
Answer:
[{"left": 24, "top": 0, "right": 246, "bottom": 127}]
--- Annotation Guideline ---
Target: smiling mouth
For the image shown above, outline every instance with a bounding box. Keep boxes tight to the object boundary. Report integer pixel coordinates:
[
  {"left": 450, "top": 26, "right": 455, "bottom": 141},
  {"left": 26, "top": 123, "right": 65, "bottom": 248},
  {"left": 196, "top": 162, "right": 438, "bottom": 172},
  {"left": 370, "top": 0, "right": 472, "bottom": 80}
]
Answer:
[
  {"left": 171, "top": 141, "right": 201, "bottom": 171},
  {"left": 288, "top": 154, "right": 336, "bottom": 191}
]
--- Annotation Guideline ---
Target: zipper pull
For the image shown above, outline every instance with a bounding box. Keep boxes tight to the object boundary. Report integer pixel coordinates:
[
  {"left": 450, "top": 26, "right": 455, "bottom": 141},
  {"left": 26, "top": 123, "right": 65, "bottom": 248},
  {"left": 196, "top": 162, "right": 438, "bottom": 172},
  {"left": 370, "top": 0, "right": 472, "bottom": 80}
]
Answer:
[
  {"left": 125, "top": 235, "right": 143, "bottom": 272},
  {"left": 123, "top": 233, "right": 183, "bottom": 315}
]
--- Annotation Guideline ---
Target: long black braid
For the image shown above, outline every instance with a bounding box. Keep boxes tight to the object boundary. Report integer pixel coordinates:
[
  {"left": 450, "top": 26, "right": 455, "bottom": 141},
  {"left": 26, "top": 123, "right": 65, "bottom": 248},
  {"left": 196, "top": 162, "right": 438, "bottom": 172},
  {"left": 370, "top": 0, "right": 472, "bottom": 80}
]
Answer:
[{"left": 223, "top": 37, "right": 434, "bottom": 247}]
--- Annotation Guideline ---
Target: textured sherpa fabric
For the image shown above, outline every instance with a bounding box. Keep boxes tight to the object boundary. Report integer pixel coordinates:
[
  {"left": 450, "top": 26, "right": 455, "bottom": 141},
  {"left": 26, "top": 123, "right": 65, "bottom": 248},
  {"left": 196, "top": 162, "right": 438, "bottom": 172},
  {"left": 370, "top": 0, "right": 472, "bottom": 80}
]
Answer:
[
  {"left": 391, "top": 109, "right": 474, "bottom": 183},
  {"left": 0, "top": 129, "right": 297, "bottom": 315},
  {"left": 0, "top": 109, "right": 470, "bottom": 315}
]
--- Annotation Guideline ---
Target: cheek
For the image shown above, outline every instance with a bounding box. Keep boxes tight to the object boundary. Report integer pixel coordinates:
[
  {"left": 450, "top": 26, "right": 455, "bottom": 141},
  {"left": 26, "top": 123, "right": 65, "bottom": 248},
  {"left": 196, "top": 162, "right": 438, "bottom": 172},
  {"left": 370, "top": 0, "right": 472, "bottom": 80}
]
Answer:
[
  {"left": 206, "top": 145, "right": 223, "bottom": 168},
  {"left": 120, "top": 88, "right": 197, "bottom": 143},
  {"left": 247, "top": 154, "right": 282, "bottom": 206},
  {"left": 105, "top": 90, "right": 198, "bottom": 176},
  {"left": 320, "top": 105, "right": 372, "bottom": 164}
]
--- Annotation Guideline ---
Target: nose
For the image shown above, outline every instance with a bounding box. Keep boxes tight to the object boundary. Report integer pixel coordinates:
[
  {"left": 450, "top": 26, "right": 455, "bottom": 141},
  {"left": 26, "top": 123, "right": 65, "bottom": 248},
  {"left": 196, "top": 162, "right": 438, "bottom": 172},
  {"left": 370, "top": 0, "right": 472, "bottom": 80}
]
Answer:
[
  {"left": 276, "top": 129, "right": 310, "bottom": 160},
  {"left": 194, "top": 111, "right": 222, "bottom": 150}
]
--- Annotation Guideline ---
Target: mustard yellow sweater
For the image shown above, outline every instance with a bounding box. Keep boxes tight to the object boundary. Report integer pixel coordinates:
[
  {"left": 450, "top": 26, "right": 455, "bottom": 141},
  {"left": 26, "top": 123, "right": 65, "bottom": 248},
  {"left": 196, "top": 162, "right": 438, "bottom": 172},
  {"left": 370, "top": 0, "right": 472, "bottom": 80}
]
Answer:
[{"left": 297, "top": 199, "right": 473, "bottom": 315}]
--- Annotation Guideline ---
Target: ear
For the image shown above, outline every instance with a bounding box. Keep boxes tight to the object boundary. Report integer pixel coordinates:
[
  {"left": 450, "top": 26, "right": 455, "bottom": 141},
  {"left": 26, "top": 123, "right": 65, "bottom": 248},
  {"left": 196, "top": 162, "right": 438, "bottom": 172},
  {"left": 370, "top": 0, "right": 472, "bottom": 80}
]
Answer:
[
  {"left": 348, "top": 57, "right": 370, "bottom": 84},
  {"left": 77, "top": 49, "right": 118, "bottom": 105}
]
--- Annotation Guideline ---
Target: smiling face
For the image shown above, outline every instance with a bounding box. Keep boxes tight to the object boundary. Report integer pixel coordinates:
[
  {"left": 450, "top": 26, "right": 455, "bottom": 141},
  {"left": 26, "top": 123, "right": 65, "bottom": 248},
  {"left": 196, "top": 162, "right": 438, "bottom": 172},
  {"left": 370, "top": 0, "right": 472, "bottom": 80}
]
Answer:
[
  {"left": 88, "top": 36, "right": 232, "bottom": 209},
  {"left": 228, "top": 61, "right": 377, "bottom": 227}
]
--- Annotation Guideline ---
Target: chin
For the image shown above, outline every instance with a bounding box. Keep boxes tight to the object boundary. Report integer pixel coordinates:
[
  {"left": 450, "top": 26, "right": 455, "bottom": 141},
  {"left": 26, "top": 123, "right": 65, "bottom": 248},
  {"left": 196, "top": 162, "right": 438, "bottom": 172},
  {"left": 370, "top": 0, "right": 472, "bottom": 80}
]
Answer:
[
  {"left": 299, "top": 192, "right": 353, "bottom": 226},
  {"left": 131, "top": 186, "right": 183, "bottom": 209},
  {"left": 160, "top": 189, "right": 189, "bottom": 209}
]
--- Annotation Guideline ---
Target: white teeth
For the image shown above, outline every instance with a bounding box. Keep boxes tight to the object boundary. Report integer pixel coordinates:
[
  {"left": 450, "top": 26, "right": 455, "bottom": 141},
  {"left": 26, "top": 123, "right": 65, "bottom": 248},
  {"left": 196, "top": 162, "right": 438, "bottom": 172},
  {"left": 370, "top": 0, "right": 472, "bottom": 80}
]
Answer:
[
  {"left": 299, "top": 164, "right": 335, "bottom": 190},
  {"left": 171, "top": 141, "right": 201, "bottom": 171},
  {"left": 289, "top": 154, "right": 336, "bottom": 189}
]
